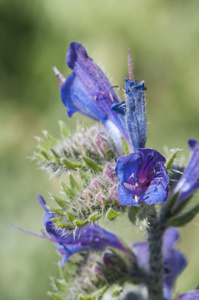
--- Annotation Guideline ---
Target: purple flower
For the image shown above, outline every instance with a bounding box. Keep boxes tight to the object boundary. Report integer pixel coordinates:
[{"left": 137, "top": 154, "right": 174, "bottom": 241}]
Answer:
[
  {"left": 175, "top": 290, "right": 199, "bottom": 300},
  {"left": 57, "top": 42, "right": 128, "bottom": 151},
  {"left": 112, "top": 78, "right": 147, "bottom": 152},
  {"left": 132, "top": 227, "right": 187, "bottom": 300},
  {"left": 115, "top": 148, "right": 169, "bottom": 206},
  {"left": 174, "top": 139, "right": 199, "bottom": 206},
  {"left": 38, "top": 195, "right": 127, "bottom": 266}
]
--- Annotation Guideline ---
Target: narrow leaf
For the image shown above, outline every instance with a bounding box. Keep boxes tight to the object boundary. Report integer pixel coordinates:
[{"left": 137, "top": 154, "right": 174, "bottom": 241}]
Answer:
[
  {"left": 82, "top": 157, "right": 103, "bottom": 172},
  {"left": 61, "top": 182, "right": 76, "bottom": 200},
  {"left": 61, "top": 158, "right": 82, "bottom": 170},
  {"left": 59, "top": 120, "right": 69, "bottom": 137},
  {"left": 168, "top": 203, "right": 199, "bottom": 227},
  {"left": 67, "top": 212, "right": 76, "bottom": 222},
  {"left": 51, "top": 194, "right": 68, "bottom": 209},
  {"left": 69, "top": 174, "right": 81, "bottom": 192},
  {"left": 106, "top": 208, "right": 119, "bottom": 220},
  {"left": 165, "top": 148, "right": 181, "bottom": 171},
  {"left": 43, "top": 130, "right": 57, "bottom": 146},
  {"left": 88, "top": 212, "right": 102, "bottom": 222},
  {"left": 48, "top": 292, "right": 65, "bottom": 300}
]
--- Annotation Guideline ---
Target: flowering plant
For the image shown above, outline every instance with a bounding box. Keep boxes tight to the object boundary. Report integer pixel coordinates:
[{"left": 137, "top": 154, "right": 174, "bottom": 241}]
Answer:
[{"left": 21, "top": 42, "right": 199, "bottom": 300}]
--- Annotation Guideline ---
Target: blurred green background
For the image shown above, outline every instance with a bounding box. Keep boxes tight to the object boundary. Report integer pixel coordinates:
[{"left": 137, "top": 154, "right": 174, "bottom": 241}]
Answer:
[{"left": 1, "top": 0, "right": 199, "bottom": 299}]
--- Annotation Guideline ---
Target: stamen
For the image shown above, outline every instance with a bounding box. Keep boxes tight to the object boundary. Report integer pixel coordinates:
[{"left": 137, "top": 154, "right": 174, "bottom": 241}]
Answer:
[
  {"left": 53, "top": 66, "right": 65, "bottom": 86},
  {"left": 135, "top": 195, "right": 139, "bottom": 202},
  {"left": 128, "top": 49, "right": 133, "bottom": 81}
]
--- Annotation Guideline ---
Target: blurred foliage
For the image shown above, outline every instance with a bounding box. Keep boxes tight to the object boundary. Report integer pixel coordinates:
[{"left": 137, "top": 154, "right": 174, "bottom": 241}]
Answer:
[{"left": 1, "top": 0, "right": 199, "bottom": 299}]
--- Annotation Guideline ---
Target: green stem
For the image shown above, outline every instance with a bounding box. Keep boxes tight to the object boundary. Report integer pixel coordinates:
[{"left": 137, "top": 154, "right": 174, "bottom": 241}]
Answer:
[{"left": 146, "top": 207, "right": 164, "bottom": 300}]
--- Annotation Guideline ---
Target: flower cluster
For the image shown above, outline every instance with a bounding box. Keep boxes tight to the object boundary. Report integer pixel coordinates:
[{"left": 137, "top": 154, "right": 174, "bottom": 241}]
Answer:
[{"left": 24, "top": 42, "right": 199, "bottom": 300}]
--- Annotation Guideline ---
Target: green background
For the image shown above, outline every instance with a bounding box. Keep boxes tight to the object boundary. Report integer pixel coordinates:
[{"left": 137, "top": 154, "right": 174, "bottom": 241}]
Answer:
[{"left": 1, "top": 0, "right": 199, "bottom": 299}]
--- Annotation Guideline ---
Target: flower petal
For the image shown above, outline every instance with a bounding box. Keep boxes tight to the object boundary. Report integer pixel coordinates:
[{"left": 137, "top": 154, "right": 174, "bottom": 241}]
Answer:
[
  {"left": 38, "top": 195, "right": 127, "bottom": 265},
  {"left": 176, "top": 290, "right": 199, "bottom": 300},
  {"left": 115, "top": 149, "right": 169, "bottom": 206},
  {"left": 174, "top": 139, "right": 199, "bottom": 205},
  {"left": 60, "top": 42, "right": 128, "bottom": 148}
]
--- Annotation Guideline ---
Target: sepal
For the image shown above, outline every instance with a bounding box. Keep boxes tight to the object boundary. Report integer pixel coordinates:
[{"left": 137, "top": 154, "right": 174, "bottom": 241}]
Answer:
[{"left": 165, "top": 148, "right": 181, "bottom": 171}]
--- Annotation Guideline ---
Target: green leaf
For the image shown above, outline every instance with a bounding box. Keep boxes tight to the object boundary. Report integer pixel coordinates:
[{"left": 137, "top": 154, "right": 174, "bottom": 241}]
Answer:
[
  {"left": 103, "top": 143, "right": 115, "bottom": 160},
  {"left": 33, "top": 152, "right": 46, "bottom": 161},
  {"left": 56, "top": 221, "right": 75, "bottom": 230},
  {"left": 51, "top": 278, "right": 67, "bottom": 293},
  {"left": 67, "top": 212, "right": 76, "bottom": 222},
  {"left": 41, "top": 150, "right": 53, "bottom": 161},
  {"left": 51, "top": 194, "right": 68, "bottom": 209},
  {"left": 165, "top": 148, "right": 181, "bottom": 171},
  {"left": 111, "top": 286, "right": 123, "bottom": 296},
  {"left": 50, "top": 207, "right": 65, "bottom": 216},
  {"left": 51, "top": 149, "right": 60, "bottom": 162},
  {"left": 171, "top": 196, "right": 192, "bottom": 216},
  {"left": 88, "top": 212, "right": 102, "bottom": 222},
  {"left": 78, "top": 286, "right": 107, "bottom": 300},
  {"left": 82, "top": 157, "right": 103, "bottom": 172},
  {"left": 61, "top": 158, "right": 83, "bottom": 170},
  {"left": 48, "top": 292, "right": 65, "bottom": 300},
  {"left": 61, "top": 182, "right": 76, "bottom": 200},
  {"left": 59, "top": 120, "right": 69, "bottom": 138},
  {"left": 160, "top": 191, "right": 179, "bottom": 219},
  {"left": 122, "top": 137, "right": 130, "bottom": 156},
  {"left": 128, "top": 206, "right": 142, "bottom": 224},
  {"left": 69, "top": 174, "right": 81, "bottom": 192},
  {"left": 79, "top": 169, "right": 90, "bottom": 185},
  {"left": 39, "top": 138, "right": 51, "bottom": 149},
  {"left": 167, "top": 203, "right": 199, "bottom": 227},
  {"left": 43, "top": 130, "right": 57, "bottom": 146},
  {"left": 73, "top": 219, "right": 88, "bottom": 227},
  {"left": 106, "top": 207, "right": 120, "bottom": 220}
]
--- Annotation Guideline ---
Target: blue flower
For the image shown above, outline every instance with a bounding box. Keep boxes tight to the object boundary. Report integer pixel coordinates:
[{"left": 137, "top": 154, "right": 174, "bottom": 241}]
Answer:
[
  {"left": 58, "top": 42, "right": 128, "bottom": 151},
  {"left": 38, "top": 195, "right": 127, "bottom": 266},
  {"left": 174, "top": 139, "right": 199, "bottom": 206},
  {"left": 115, "top": 148, "right": 169, "bottom": 206},
  {"left": 112, "top": 78, "right": 147, "bottom": 152},
  {"left": 132, "top": 227, "right": 187, "bottom": 300},
  {"left": 176, "top": 290, "right": 199, "bottom": 300}
]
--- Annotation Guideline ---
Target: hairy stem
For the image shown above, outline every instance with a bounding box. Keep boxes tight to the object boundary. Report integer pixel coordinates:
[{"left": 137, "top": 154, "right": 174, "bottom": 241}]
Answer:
[{"left": 147, "top": 207, "right": 164, "bottom": 300}]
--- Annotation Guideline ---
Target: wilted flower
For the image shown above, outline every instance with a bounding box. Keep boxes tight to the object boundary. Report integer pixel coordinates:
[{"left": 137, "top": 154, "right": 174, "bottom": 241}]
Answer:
[
  {"left": 115, "top": 148, "right": 169, "bottom": 205},
  {"left": 174, "top": 139, "right": 199, "bottom": 206},
  {"left": 38, "top": 195, "right": 127, "bottom": 266},
  {"left": 132, "top": 227, "right": 187, "bottom": 300}
]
